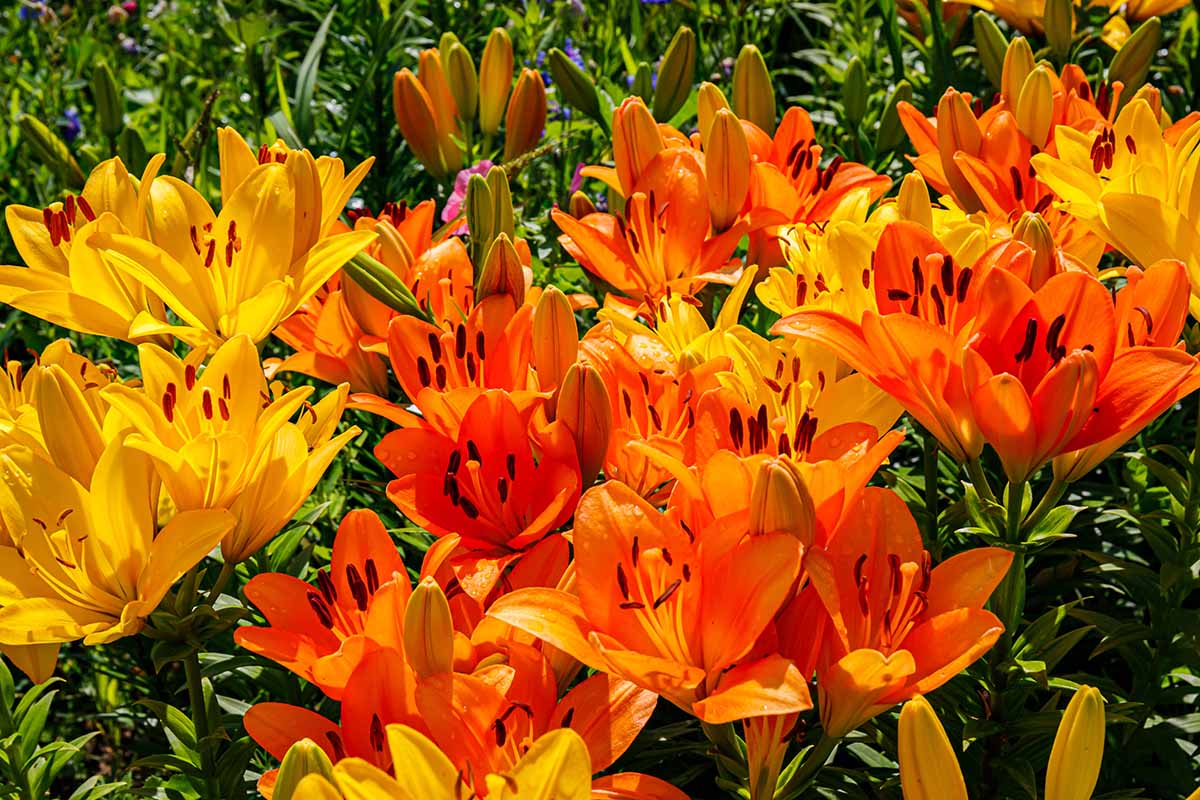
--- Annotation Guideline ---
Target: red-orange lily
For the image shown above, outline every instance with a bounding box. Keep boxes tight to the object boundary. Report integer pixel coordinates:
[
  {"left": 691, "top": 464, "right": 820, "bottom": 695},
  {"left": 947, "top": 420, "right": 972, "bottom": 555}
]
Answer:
[
  {"left": 488, "top": 465, "right": 811, "bottom": 725},
  {"left": 791, "top": 487, "right": 1012, "bottom": 737}
]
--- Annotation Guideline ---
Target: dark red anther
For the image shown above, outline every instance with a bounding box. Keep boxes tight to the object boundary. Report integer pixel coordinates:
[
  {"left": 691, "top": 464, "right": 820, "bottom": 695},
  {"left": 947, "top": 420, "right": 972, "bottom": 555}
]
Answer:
[
  {"left": 202, "top": 390, "right": 214, "bottom": 419},
  {"left": 653, "top": 579, "right": 682, "bottom": 610},
  {"left": 77, "top": 195, "right": 96, "bottom": 222}
]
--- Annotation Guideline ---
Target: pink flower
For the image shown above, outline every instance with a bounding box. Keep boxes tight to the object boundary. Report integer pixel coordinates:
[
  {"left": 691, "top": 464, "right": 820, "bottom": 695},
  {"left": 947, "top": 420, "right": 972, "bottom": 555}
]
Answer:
[
  {"left": 441, "top": 160, "right": 494, "bottom": 233},
  {"left": 570, "top": 162, "right": 586, "bottom": 194}
]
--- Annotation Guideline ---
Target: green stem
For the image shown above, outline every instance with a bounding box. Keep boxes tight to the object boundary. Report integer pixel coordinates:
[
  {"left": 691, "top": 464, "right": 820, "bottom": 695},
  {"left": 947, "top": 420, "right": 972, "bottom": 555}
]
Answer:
[
  {"left": 184, "top": 652, "right": 218, "bottom": 799},
  {"left": 1184, "top": 391, "right": 1200, "bottom": 539},
  {"left": 993, "top": 482, "right": 1027, "bottom": 646},
  {"left": 923, "top": 434, "right": 940, "bottom": 552},
  {"left": 777, "top": 735, "right": 839, "bottom": 799},
  {"left": 966, "top": 458, "right": 997, "bottom": 504},
  {"left": 203, "top": 560, "right": 236, "bottom": 606},
  {"left": 1022, "top": 478, "right": 1067, "bottom": 534}
]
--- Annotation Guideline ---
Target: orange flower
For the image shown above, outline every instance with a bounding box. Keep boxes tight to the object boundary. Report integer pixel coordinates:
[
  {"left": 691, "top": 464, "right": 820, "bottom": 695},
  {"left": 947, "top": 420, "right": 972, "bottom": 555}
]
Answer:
[
  {"left": 375, "top": 390, "right": 581, "bottom": 599},
  {"left": 234, "top": 510, "right": 409, "bottom": 699},
  {"left": 488, "top": 470, "right": 811, "bottom": 725},
  {"left": 267, "top": 288, "right": 389, "bottom": 394},
  {"left": 793, "top": 488, "right": 1012, "bottom": 737}
]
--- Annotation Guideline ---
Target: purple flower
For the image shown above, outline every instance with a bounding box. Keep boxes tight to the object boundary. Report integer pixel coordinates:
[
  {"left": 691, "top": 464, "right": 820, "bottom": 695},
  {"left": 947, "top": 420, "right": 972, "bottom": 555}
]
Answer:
[
  {"left": 18, "top": 1, "right": 48, "bottom": 20},
  {"left": 570, "top": 163, "right": 586, "bottom": 194},
  {"left": 59, "top": 108, "right": 82, "bottom": 143},
  {"left": 564, "top": 37, "right": 584, "bottom": 69},
  {"left": 118, "top": 32, "right": 140, "bottom": 53},
  {"left": 442, "top": 160, "right": 494, "bottom": 233}
]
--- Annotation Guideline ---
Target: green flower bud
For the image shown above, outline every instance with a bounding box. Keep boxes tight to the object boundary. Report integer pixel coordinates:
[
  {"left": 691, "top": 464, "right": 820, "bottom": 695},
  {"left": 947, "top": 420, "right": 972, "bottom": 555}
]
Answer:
[
  {"left": 632, "top": 61, "right": 654, "bottom": 102},
  {"left": 843, "top": 56, "right": 868, "bottom": 126},
  {"left": 117, "top": 127, "right": 148, "bottom": 173},
  {"left": 1109, "top": 17, "right": 1160, "bottom": 95},
  {"left": 548, "top": 48, "right": 603, "bottom": 125},
  {"left": 1044, "top": 0, "right": 1075, "bottom": 61},
  {"left": 18, "top": 114, "right": 85, "bottom": 188},
  {"left": 91, "top": 61, "right": 124, "bottom": 140},
  {"left": 875, "top": 79, "right": 913, "bottom": 153},
  {"left": 466, "top": 173, "right": 494, "bottom": 268},
  {"left": 274, "top": 739, "right": 336, "bottom": 800},
  {"left": 444, "top": 41, "right": 478, "bottom": 122},
  {"left": 652, "top": 25, "right": 696, "bottom": 122},
  {"left": 486, "top": 166, "right": 514, "bottom": 242},
  {"left": 732, "top": 44, "right": 776, "bottom": 135},
  {"left": 973, "top": 13, "right": 1008, "bottom": 90}
]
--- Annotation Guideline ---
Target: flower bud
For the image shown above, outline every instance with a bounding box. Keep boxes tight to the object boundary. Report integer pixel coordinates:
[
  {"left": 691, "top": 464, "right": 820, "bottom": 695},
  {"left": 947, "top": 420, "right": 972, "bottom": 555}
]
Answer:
[
  {"left": 31, "top": 364, "right": 105, "bottom": 487},
  {"left": 1044, "top": 0, "right": 1075, "bottom": 60},
  {"left": 732, "top": 44, "right": 776, "bottom": 135},
  {"left": 897, "top": 172, "right": 933, "bottom": 230},
  {"left": 444, "top": 41, "right": 479, "bottom": 122},
  {"left": 342, "top": 252, "right": 425, "bottom": 320},
  {"left": 533, "top": 286, "right": 578, "bottom": 392},
  {"left": 1013, "top": 212, "right": 1056, "bottom": 290},
  {"left": 568, "top": 191, "right": 596, "bottom": 218},
  {"left": 1015, "top": 65, "right": 1054, "bottom": 148},
  {"left": 974, "top": 13, "right": 1008, "bottom": 89},
  {"left": 653, "top": 25, "right": 696, "bottom": 123},
  {"left": 842, "top": 56, "right": 868, "bottom": 126},
  {"left": 935, "top": 89, "right": 984, "bottom": 213},
  {"left": 548, "top": 48, "right": 603, "bottom": 125},
  {"left": 697, "top": 81, "right": 732, "bottom": 145},
  {"left": 631, "top": 61, "right": 654, "bottom": 102},
  {"left": 118, "top": 127, "right": 147, "bottom": 173},
  {"left": 465, "top": 173, "right": 494, "bottom": 268},
  {"left": 293, "top": 774, "right": 342, "bottom": 799},
  {"left": 418, "top": 50, "right": 461, "bottom": 167},
  {"left": 274, "top": 739, "right": 337, "bottom": 800},
  {"left": 18, "top": 114, "right": 85, "bottom": 188},
  {"left": 611, "top": 97, "right": 663, "bottom": 196},
  {"left": 558, "top": 363, "right": 612, "bottom": 486},
  {"left": 748, "top": 457, "right": 816, "bottom": 548},
  {"left": 1001, "top": 37, "right": 1035, "bottom": 108},
  {"left": 898, "top": 696, "right": 969, "bottom": 800},
  {"left": 479, "top": 27, "right": 514, "bottom": 136},
  {"left": 403, "top": 577, "right": 454, "bottom": 678},
  {"left": 874, "top": 79, "right": 912, "bottom": 154},
  {"left": 91, "top": 61, "right": 124, "bottom": 139},
  {"left": 392, "top": 69, "right": 450, "bottom": 178},
  {"left": 706, "top": 108, "right": 750, "bottom": 232},
  {"left": 487, "top": 166, "right": 515, "bottom": 242},
  {"left": 477, "top": 233, "right": 525, "bottom": 306},
  {"left": 1130, "top": 83, "right": 1162, "bottom": 118},
  {"left": 504, "top": 68, "right": 547, "bottom": 162},
  {"left": 1046, "top": 686, "right": 1105, "bottom": 800},
  {"left": 1109, "top": 17, "right": 1160, "bottom": 94}
]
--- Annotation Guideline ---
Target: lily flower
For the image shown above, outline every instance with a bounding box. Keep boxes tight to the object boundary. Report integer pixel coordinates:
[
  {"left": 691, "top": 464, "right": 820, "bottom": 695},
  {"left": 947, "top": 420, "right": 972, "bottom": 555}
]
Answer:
[
  {"left": 0, "top": 156, "right": 172, "bottom": 342},
  {"left": 268, "top": 288, "right": 390, "bottom": 395},
  {"left": 798, "top": 488, "right": 1011, "bottom": 737},
  {"left": 488, "top": 463, "right": 811, "bottom": 725},
  {"left": 88, "top": 146, "right": 377, "bottom": 347},
  {"left": 101, "top": 335, "right": 360, "bottom": 562},
  {"left": 0, "top": 442, "right": 233, "bottom": 683}
]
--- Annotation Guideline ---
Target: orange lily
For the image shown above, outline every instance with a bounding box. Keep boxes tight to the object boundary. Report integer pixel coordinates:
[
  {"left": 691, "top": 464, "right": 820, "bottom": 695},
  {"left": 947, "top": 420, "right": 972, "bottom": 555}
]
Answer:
[
  {"left": 488, "top": 465, "right": 811, "bottom": 725},
  {"left": 267, "top": 288, "right": 389, "bottom": 394},
  {"left": 795, "top": 488, "right": 1011, "bottom": 737}
]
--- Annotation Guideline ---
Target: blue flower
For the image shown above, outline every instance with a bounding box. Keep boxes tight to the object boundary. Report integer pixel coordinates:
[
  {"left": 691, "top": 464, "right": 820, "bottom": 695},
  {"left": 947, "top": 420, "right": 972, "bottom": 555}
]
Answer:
[
  {"left": 59, "top": 108, "right": 82, "bottom": 143},
  {"left": 18, "top": 2, "right": 48, "bottom": 21},
  {"left": 564, "top": 37, "right": 584, "bottom": 70}
]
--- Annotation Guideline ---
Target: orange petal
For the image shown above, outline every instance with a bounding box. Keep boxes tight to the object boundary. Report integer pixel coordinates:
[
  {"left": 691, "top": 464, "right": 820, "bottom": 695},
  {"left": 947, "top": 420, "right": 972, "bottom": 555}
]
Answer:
[
  {"left": 691, "top": 655, "right": 813, "bottom": 724},
  {"left": 550, "top": 675, "right": 658, "bottom": 771}
]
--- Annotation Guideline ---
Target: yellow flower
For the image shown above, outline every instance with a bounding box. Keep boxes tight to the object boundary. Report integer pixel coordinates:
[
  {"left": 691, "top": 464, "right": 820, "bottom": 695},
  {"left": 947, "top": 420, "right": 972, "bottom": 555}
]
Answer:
[
  {"left": 898, "top": 696, "right": 968, "bottom": 800},
  {"left": 756, "top": 215, "right": 881, "bottom": 320},
  {"left": 1033, "top": 99, "right": 1200, "bottom": 312},
  {"left": 100, "top": 335, "right": 360, "bottom": 563},
  {"left": 0, "top": 442, "right": 234, "bottom": 682},
  {"left": 294, "top": 725, "right": 592, "bottom": 800},
  {"left": 0, "top": 156, "right": 171, "bottom": 342},
  {"left": 89, "top": 135, "right": 377, "bottom": 347}
]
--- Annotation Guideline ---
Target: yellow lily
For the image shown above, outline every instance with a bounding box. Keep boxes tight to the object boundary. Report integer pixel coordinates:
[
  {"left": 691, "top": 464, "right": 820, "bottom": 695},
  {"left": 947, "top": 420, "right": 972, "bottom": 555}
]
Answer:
[
  {"left": 1033, "top": 99, "right": 1200, "bottom": 312},
  {"left": 0, "top": 156, "right": 171, "bottom": 342},
  {"left": 756, "top": 215, "right": 881, "bottom": 319},
  {"left": 898, "top": 696, "right": 967, "bottom": 800},
  {"left": 0, "top": 442, "right": 234, "bottom": 683},
  {"left": 89, "top": 141, "right": 377, "bottom": 347},
  {"left": 100, "top": 335, "right": 360, "bottom": 563}
]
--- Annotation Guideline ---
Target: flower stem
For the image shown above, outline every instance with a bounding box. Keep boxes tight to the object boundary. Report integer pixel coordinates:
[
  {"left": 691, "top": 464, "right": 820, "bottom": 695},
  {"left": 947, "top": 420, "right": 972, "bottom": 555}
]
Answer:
[
  {"left": 1184, "top": 391, "right": 1200, "bottom": 541},
  {"left": 184, "top": 652, "right": 219, "bottom": 799},
  {"left": 203, "top": 560, "right": 236, "bottom": 606},
  {"left": 776, "top": 734, "right": 838, "bottom": 799},
  {"left": 1022, "top": 478, "right": 1067, "bottom": 535},
  {"left": 923, "top": 434, "right": 941, "bottom": 552},
  {"left": 993, "top": 482, "right": 1027, "bottom": 646},
  {"left": 966, "top": 458, "right": 997, "bottom": 505}
]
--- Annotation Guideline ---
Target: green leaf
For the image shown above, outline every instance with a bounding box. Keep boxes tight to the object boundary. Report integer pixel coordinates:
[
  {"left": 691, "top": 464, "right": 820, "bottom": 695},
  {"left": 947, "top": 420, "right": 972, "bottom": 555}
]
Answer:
[
  {"left": 137, "top": 700, "right": 198, "bottom": 750},
  {"left": 292, "top": 6, "right": 338, "bottom": 143}
]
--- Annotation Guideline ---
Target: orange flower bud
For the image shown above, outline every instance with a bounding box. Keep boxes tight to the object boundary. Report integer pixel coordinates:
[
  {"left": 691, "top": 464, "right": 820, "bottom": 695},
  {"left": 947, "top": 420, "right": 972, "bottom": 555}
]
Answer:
[
  {"left": 476, "top": 233, "right": 525, "bottom": 306},
  {"left": 403, "top": 577, "right": 454, "bottom": 678},
  {"left": 392, "top": 69, "right": 449, "bottom": 178},
  {"left": 568, "top": 190, "right": 596, "bottom": 218},
  {"left": 532, "top": 286, "right": 578, "bottom": 392},
  {"left": 897, "top": 172, "right": 934, "bottom": 230},
  {"left": 706, "top": 108, "right": 750, "bottom": 232},
  {"left": 611, "top": 97, "right": 664, "bottom": 196},
  {"left": 504, "top": 68, "right": 547, "bottom": 162},
  {"left": 417, "top": 50, "right": 463, "bottom": 174},
  {"left": 697, "top": 81, "right": 732, "bottom": 146},
  {"left": 1001, "top": 37, "right": 1035, "bottom": 108},
  {"left": 1013, "top": 212, "right": 1056, "bottom": 290},
  {"left": 935, "top": 89, "right": 984, "bottom": 213},
  {"left": 748, "top": 457, "right": 816, "bottom": 548},
  {"left": 557, "top": 363, "right": 611, "bottom": 487},
  {"left": 1015, "top": 66, "right": 1054, "bottom": 148},
  {"left": 479, "top": 27, "right": 514, "bottom": 136}
]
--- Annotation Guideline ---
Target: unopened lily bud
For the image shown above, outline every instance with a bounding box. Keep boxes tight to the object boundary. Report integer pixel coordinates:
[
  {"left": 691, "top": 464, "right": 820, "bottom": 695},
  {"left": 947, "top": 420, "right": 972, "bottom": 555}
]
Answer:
[
  {"left": 504, "top": 68, "right": 547, "bottom": 162},
  {"left": 417, "top": 50, "right": 460, "bottom": 158},
  {"left": 1130, "top": 83, "right": 1162, "bottom": 118},
  {"left": 1001, "top": 37, "right": 1035, "bottom": 107},
  {"left": 477, "top": 233, "right": 525, "bottom": 306},
  {"left": 897, "top": 172, "right": 934, "bottom": 230},
  {"left": 117, "top": 127, "right": 147, "bottom": 173},
  {"left": 465, "top": 173, "right": 494, "bottom": 266},
  {"left": 631, "top": 61, "right": 654, "bottom": 102},
  {"left": 697, "top": 81, "right": 732, "bottom": 145},
  {"left": 91, "top": 61, "right": 124, "bottom": 139},
  {"left": 274, "top": 739, "right": 337, "bottom": 800},
  {"left": 403, "top": 577, "right": 454, "bottom": 678},
  {"left": 342, "top": 252, "right": 426, "bottom": 320},
  {"left": 1016, "top": 66, "right": 1054, "bottom": 147},
  {"left": 31, "top": 365, "right": 105, "bottom": 487},
  {"left": 843, "top": 56, "right": 868, "bottom": 126},
  {"left": 898, "top": 696, "right": 969, "bottom": 800},
  {"left": 533, "top": 286, "right": 578, "bottom": 392},
  {"left": 1046, "top": 686, "right": 1105, "bottom": 800},
  {"left": 653, "top": 26, "right": 696, "bottom": 122},
  {"left": 935, "top": 89, "right": 984, "bottom": 213},
  {"left": 444, "top": 41, "right": 478, "bottom": 122},
  {"left": 19, "top": 114, "right": 85, "bottom": 188},
  {"left": 612, "top": 97, "right": 663, "bottom": 195},
  {"left": 293, "top": 774, "right": 342, "bottom": 799},
  {"left": 486, "top": 166, "right": 515, "bottom": 241},
  {"left": 479, "top": 27, "right": 514, "bottom": 136},
  {"left": 548, "top": 48, "right": 603, "bottom": 125},
  {"left": 568, "top": 191, "right": 596, "bottom": 218},
  {"left": 707, "top": 109, "right": 750, "bottom": 232},
  {"left": 393, "top": 69, "right": 449, "bottom": 178},
  {"left": 1045, "top": 0, "right": 1075, "bottom": 60},
  {"left": 875, "top": 79, "right": 913, "bottom": 153},
  {"left": 558, "top": 363, "right": 612, "bottom": 486},
  {"left": 1013, "top": 212, "right": 1056, "bottom": 289},
  {"left": 733, "top": 44, "right": 776, "bottom": 135},
  {"left": 974, "top": 13, "right": 1007, "bottom": 89},
  {"left": 748, "top": 457, "right": 816, "bottom": 548},
  {"left": 1109, "top": 17, "right": 1160, "bottom": 94}
]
